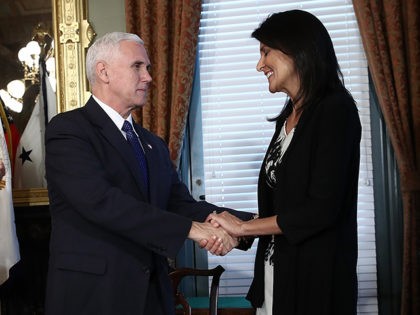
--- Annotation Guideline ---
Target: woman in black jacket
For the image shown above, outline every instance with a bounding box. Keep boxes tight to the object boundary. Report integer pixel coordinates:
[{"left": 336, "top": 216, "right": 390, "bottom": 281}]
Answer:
[{"left": 209, "top": 10, "right": 361, "bottom": 315}]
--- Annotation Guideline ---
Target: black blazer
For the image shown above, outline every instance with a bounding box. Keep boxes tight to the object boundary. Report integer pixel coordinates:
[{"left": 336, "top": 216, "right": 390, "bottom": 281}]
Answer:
[
  {"left": 247, "top": 90, "right": 361, "bottom": 315},
  {"left": 45, "top": 97, "right": 251, "bottom": 315}
]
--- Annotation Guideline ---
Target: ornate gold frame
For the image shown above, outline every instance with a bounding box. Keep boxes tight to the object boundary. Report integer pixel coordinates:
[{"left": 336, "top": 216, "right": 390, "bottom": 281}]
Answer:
[{"left": 13, "top": 0, "right": 95, "bottom": 207}]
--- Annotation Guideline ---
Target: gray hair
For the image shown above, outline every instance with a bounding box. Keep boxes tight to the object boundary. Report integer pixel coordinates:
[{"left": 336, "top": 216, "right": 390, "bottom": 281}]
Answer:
[{"left": 86, "top": 32, "right": 144, "bottom": 85}]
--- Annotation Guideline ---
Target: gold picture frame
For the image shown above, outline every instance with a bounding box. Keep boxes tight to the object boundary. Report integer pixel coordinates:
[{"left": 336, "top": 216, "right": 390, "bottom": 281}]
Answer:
[{"left": 12, "top": 0, "right": 95, "bottom": 207}]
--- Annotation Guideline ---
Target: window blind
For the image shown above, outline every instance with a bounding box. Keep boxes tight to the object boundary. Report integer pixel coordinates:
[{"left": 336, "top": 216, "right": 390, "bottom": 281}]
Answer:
[{"left": 198, "top": 0, "right": 377, "bottom": 313}]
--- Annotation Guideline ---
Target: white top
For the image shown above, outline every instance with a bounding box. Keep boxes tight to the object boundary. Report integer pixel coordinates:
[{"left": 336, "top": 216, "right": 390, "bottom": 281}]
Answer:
[
  {"left": 264, "top": 120, "right": 295, "bottom": 188},
  {"left": 258, "top": 119, "right": 295, "bottom": 315}
]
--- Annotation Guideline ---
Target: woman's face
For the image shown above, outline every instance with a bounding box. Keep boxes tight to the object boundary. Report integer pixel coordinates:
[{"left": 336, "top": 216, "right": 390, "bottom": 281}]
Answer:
[{"left": 256, "top": 43, "right": 300, "bottom": 98}]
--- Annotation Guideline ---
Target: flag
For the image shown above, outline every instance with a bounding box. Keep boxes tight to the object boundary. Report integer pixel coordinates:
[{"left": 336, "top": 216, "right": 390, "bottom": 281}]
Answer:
[
  {"left": 13, "top": 93, "right": 46, "bottom": 188},
  {"left": 0, "top": 118, "right": 20, "bottom": 285},
  {"left": 13, "top": 61, "right": 56, "bottom": 189},
  {"left": 41, "top": 60, "right": 57, "bottom": 124}
]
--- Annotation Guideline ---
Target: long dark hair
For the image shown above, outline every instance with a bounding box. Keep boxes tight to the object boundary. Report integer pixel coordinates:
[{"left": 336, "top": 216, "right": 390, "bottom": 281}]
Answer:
[{"left": 252, "top": 10, "right": 354, "bottom": 122}]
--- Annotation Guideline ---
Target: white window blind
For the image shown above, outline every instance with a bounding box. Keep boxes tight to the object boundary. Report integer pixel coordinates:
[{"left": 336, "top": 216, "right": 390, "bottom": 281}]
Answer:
[{"left": 198, "top": 0, "right": 378, "bottom": 314}]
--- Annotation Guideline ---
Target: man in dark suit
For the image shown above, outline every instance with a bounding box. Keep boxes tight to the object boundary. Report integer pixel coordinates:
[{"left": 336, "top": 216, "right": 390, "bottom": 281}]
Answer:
[{"left": 44, "top": 32, "right": 252, "bottom": 315}]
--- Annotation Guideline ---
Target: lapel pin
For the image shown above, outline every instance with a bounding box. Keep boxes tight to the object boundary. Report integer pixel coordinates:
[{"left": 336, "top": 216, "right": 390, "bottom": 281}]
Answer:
[{"left": 147, "top": 144, "right": 152, "bottom": 149}]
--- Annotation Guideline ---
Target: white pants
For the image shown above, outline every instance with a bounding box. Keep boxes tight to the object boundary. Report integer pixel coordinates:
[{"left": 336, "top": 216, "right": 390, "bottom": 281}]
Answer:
[{"left": 256, "top": 258, "right": 274, "bottom": 315}]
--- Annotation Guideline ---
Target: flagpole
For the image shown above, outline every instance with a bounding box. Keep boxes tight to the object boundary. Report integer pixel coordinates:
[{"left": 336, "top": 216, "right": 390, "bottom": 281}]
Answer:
[{"left": 40, "top": 60, "right": 49, "bottom": 126}]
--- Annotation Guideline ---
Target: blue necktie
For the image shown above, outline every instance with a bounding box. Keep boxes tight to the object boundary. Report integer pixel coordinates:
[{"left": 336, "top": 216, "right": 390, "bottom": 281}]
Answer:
[{"left": 122, "top": 120, "right": 149, "bottom": 190}]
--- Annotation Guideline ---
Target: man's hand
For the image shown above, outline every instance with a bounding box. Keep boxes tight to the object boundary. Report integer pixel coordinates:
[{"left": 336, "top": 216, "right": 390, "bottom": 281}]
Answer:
[{"left": 188, "top": 221, "right": 238, "bottom": 256}]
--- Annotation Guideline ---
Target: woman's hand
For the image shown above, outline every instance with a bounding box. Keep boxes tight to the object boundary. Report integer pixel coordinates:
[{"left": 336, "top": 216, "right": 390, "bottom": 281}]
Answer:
[{"left": 207, "top": 211, "right": 245, "bottom": 237}]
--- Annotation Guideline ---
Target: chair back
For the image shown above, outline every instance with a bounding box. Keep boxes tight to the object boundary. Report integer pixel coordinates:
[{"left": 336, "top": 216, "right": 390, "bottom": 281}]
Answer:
[{"left": 169, "top": 265, "right": 225, "bottom": 315}]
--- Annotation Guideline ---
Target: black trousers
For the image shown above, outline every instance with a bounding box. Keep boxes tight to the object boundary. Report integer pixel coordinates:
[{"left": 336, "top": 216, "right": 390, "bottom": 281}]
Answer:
[{"left": 143, "top": 274, "right": 167, "bottom": 315}]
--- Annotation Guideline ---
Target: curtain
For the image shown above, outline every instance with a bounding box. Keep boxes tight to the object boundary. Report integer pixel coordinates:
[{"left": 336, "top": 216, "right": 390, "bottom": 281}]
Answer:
[
  {"left": 125, "top": 0, "right": 202, "bottom": 166},
  {"left": 352, "top": 1, "right": 420, "bottom": 314}
]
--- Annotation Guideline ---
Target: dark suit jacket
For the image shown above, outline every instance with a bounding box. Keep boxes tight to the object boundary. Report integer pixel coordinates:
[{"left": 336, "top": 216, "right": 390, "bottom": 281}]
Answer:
[
  {"left": 247, "top": 89, "right": 361, "bottom": 315},
  {"left": 44, "top": 97, "right": 251, "bottom": 315}
]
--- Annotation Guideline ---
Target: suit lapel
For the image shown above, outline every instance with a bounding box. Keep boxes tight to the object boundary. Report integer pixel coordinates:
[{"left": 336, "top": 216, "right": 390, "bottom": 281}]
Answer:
[{"left": 82, "top": 98, "right": 149, "bottom": 199}]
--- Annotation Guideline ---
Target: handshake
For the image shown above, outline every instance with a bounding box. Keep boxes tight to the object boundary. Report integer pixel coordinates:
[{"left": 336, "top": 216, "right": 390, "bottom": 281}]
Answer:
[{"left": 188, "top": 211, "right": 247, "bottom": 256}]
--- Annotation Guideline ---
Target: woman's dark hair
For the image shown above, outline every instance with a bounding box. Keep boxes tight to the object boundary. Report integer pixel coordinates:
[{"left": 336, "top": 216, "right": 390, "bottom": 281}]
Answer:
[{"left": 252, "top": 10, "right": 353, "bottom": 121}]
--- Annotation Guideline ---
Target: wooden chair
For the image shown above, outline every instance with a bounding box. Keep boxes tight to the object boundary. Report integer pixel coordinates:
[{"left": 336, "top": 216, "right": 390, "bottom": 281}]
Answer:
[{"left": 169, "top": 265, "right": 225, "bottom": 315}]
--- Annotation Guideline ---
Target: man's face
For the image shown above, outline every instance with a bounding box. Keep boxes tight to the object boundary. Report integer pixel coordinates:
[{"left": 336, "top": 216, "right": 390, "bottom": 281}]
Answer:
[{"left": 105, "top": 40, "right": 152, "bottom": 116}]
